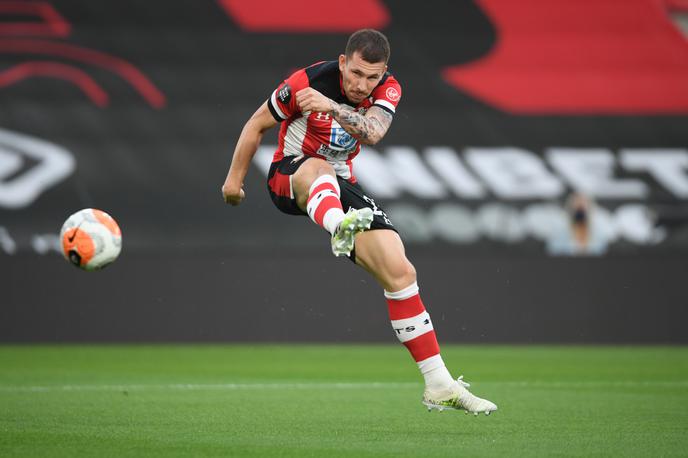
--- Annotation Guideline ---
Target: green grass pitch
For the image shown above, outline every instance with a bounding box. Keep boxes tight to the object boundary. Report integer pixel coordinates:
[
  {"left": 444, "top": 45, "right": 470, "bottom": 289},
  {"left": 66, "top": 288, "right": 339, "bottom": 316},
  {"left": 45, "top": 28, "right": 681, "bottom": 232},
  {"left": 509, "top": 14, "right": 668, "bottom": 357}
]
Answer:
[{"left": 1, "top": 345, "right": 687, "bottom": 457}]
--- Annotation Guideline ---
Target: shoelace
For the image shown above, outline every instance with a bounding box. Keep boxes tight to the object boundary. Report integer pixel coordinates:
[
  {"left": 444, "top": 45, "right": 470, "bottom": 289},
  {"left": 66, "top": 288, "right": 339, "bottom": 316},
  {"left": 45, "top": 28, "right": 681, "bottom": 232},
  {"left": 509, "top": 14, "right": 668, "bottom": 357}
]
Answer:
[{"left": 457, "top": 375, "right": 471, "bottom": 388}]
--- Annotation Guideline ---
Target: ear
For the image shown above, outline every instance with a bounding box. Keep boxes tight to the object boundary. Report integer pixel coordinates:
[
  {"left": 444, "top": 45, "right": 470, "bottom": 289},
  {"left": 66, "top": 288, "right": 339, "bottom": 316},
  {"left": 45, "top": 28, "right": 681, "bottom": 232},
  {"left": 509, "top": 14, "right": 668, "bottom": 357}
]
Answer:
[{"left": 338, "top": 54, "right": 346, "bottom": 72}]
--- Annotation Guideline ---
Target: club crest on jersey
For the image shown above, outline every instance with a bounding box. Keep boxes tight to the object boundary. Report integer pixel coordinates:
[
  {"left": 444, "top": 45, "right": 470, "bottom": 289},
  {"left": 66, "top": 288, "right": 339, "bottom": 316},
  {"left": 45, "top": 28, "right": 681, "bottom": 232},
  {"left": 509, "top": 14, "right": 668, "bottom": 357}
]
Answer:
[{"left": 278, "top": 84, "right": 291, "bottom": 104}]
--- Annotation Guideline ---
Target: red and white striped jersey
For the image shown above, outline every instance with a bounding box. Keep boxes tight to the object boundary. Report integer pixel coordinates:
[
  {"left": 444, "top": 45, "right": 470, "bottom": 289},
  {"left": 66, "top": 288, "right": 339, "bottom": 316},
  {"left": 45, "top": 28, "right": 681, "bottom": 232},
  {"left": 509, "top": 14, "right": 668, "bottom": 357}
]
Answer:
[{"left": 266, "top": 60, "right": 402, "bottom": 181}]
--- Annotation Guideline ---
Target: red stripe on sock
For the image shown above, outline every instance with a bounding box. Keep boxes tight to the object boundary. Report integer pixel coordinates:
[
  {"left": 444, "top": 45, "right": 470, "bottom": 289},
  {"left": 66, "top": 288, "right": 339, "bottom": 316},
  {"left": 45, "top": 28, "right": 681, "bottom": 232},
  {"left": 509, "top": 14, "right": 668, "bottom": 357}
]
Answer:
[
  {"left": 386, "top": 294, "right": 426, "bottom": 320},
  {"left": 403, "top": 330, "right": 441, "bottom": 362},
  {"left": 307, "top": 182, "right": 338, "bottom": 205},
  {"left": 313, "top": 195, "right": 343, "bottom": 226}
]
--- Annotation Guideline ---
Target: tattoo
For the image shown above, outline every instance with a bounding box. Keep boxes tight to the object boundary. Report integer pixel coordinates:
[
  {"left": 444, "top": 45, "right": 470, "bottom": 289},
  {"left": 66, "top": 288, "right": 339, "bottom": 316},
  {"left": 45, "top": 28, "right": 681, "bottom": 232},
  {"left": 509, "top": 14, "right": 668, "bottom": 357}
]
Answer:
[{"left": 329, "top": 102, "right": 393, "bottom": 145}]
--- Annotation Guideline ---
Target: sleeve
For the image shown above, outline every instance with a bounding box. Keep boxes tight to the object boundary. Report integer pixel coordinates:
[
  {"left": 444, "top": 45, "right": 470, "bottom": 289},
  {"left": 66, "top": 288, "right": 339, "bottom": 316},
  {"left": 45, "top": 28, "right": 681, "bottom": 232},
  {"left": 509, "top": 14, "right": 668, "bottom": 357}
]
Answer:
[
  {"left": 266, "top": 68, "right": 309, "bottom": 122},
  {"left": 370, "top": 75, "right": 402, "bottom": 115}
]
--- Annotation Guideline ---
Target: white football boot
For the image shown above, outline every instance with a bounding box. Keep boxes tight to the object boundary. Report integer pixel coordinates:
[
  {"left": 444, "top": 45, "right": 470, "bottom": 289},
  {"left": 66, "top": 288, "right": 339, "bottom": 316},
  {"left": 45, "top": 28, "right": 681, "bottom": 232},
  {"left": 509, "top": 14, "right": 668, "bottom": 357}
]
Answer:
[
  {"left": 422, "top": 376, "right": 498, "bottom": 416},
  {"left": 331, "top": 207, "right": 374, "bottom": 257}
]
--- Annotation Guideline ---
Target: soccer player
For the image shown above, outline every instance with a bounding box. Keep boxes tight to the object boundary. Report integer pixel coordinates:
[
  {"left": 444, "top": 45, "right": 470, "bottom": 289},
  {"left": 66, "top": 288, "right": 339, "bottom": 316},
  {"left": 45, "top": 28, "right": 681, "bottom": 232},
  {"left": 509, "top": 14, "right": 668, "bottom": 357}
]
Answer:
[{"left": 222, "top": 29, "right": 497, "bottom": 415}]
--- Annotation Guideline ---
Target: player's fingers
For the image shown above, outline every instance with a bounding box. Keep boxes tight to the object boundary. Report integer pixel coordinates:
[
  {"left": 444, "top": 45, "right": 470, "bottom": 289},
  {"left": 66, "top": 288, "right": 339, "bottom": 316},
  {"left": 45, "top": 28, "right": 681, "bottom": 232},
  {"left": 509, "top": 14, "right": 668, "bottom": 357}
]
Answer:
[
  {"left": 298, "top": 98, "right": 311, "bottom": 112},
  {"left": 295, "top": 87, "right": 312, "bottom": 97},
  {"left": 222, "top": 187, "right": 245, "bottom": 206},
  {"left": 296, "top": 91, "right": 309, "bottom": 104},
  {"left": 295, "top": 89, "right": 307, "bottom": 105}
]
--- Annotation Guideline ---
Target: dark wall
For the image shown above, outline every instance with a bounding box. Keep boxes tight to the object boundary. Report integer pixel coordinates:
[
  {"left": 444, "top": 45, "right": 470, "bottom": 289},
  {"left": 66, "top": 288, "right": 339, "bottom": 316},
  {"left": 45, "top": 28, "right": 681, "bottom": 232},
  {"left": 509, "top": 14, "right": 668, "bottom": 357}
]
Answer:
[
  {"left": 2, "top": 250, "right": 686, "bottom": 343},
  {"left": 1, "top": 0, "right": 687, "bottom": 342}
]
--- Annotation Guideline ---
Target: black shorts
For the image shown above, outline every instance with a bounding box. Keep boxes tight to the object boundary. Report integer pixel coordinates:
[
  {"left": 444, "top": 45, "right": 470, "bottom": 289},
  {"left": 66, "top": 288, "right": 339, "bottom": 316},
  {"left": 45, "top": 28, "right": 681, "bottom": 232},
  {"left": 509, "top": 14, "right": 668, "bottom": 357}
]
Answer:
[{"left": 266, "top": 155, "right": 397, "bottom": 258}]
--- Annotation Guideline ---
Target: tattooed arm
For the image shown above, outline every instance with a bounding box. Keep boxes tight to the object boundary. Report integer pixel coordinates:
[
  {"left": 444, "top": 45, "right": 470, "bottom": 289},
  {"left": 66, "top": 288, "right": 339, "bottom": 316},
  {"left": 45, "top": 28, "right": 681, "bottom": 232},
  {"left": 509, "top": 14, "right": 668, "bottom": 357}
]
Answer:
[
  {"left": 328, "top": 102, "right": 393, "bottom": 145},
  {"left": 295, "top": 87, "right": 394, "bottom": 145}
]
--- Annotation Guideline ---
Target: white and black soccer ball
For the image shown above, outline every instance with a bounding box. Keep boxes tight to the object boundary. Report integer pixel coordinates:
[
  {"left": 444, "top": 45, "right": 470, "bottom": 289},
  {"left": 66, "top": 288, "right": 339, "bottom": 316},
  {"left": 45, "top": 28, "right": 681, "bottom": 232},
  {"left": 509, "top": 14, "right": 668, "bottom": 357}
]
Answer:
[{"left": 60, "top": 208, "right": 122, "bottom": 271}]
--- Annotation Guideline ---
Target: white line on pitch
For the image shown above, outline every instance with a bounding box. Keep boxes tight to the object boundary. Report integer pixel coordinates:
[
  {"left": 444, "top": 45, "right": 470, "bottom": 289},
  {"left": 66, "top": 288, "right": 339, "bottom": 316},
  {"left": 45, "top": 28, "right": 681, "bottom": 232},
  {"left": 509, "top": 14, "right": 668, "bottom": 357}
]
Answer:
[
  {"left": 490, "top": 381, "right": 688, "bottom": 388},
  {"left": 0, "top": 380, "right": 687, "bottom": 393},
  {"left": 0, "top": 382, "right": 419, "bottom": 393}
]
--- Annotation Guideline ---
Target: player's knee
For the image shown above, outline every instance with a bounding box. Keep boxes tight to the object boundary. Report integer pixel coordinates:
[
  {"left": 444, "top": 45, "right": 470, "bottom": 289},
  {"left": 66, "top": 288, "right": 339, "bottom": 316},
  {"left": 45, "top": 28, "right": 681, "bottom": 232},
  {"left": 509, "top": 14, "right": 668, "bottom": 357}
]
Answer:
[
  {"left": 386, "top": 260, "right": 417, "bottom": 292},
  {"left": 311, "top": 163, "right": 336, "bottom": 184}
]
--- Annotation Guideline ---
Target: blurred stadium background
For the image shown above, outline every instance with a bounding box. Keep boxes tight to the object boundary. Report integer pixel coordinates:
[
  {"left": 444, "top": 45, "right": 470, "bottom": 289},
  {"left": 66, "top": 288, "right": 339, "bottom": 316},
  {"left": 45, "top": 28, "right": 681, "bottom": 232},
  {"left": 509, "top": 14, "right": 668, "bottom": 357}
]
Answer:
[
  {"left": 2, "top": 1, "right": 688, "bottom": 456},
  {"left": 1, "top": 0, "right": 687, "bottom": 343}
]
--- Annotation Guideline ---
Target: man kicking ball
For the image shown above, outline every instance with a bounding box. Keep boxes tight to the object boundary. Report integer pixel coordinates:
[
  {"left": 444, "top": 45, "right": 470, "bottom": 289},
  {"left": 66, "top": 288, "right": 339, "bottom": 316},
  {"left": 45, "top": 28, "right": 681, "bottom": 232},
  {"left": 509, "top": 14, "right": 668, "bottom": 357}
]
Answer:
[{"left": 222, "top": 28, "right": 497, "bottom": 415}]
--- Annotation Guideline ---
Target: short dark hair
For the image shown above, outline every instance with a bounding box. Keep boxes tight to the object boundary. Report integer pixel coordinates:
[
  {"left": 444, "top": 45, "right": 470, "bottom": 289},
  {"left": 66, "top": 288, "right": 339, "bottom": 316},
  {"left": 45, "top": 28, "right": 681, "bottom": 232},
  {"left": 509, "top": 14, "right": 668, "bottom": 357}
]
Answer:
[{"left": 345, "top": 29, "right": 390, "bottom": 64}]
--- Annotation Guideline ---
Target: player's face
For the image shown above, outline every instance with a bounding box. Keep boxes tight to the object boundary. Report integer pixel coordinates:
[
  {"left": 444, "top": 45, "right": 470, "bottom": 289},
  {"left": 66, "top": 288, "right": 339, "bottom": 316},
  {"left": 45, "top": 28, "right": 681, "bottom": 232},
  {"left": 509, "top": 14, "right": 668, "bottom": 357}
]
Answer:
[{"left": 338, "top": 52, "right": 387, "bottom": 104}]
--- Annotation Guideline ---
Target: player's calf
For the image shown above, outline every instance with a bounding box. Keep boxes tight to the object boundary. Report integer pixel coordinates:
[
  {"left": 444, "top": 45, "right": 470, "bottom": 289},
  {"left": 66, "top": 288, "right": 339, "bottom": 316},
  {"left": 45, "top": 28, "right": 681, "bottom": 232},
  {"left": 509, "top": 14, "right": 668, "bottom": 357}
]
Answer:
[
  {"left": 385, "top": 282, "right": 453, "bottom": 390},
  {"left": 385, "top": 282, "right": 498, "bottom": 415}
]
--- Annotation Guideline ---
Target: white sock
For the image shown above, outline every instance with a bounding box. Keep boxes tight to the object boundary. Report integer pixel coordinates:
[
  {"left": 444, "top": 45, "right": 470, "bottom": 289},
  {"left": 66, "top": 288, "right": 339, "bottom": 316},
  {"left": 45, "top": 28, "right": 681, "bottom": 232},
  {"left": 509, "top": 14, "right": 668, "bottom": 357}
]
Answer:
[{"left": 418, "top": 354, "right": 454, "bottom": 391}]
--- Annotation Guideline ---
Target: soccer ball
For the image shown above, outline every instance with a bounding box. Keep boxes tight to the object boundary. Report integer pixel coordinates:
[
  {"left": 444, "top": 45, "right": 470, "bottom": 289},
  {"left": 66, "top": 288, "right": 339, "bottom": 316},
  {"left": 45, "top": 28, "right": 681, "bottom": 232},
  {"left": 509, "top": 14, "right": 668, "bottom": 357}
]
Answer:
[{"left": 60, "top": 208, "right": 122, "bottom": 271}]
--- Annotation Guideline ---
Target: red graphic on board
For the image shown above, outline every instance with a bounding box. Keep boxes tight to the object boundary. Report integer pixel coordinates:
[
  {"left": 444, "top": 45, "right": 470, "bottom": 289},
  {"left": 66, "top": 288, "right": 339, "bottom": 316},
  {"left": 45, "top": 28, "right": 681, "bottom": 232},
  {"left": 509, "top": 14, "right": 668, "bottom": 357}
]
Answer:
[
  {"left": 0, "top": 1, "right": 69, "bottom": 36},
  {"left": 217, "top": 0, "right": 389, "bottom": 32},
  {"left": 664, "top": 0, "right": 688, "bottom": 11},
  {"left": 443, "top": 0, "right": 688, "bottom": 114},
  {"left": 0, "top": 61, "right": 108, "bottom": 106},
  {"left": 0, "top": 1, "right": 165, "bottom": 108}
]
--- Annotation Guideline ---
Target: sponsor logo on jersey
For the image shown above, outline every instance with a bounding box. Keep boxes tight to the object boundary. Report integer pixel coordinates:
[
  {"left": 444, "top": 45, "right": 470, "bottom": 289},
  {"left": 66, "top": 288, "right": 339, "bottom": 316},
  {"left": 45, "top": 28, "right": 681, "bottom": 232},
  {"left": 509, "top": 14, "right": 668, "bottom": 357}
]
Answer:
[
  {"left": 385, "top": 87, "right": 400, "bottom": 102},
  {"left": 278, "top": 84, "right": 291, "bottom": 104},
  {"left": 329, "top": 120, "right": 356, "bottom": 150}
]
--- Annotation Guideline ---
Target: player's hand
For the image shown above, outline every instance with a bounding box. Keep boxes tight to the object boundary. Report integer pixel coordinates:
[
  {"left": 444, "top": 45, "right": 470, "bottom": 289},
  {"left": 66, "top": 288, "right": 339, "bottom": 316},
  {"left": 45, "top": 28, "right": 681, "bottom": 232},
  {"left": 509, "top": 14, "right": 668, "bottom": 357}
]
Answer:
[
  {"left": 295, "top": 87, "right": 333, "bottom": 114},
  {"left": 222, "top": 184, "right": 245, "bottom": 206}
]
